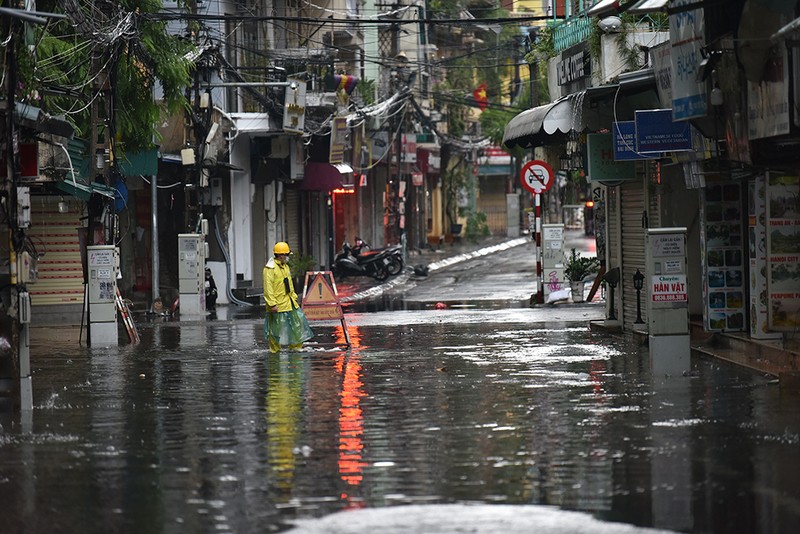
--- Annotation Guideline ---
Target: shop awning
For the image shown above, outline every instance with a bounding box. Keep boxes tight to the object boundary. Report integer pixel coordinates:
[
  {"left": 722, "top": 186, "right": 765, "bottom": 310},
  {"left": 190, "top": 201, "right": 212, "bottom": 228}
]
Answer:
[
  {"left": 503, "top": 93, "right": 610, "bottom": 149},
  {"left": 502, "top": 101, "right": 558, "bottom": 149},
  {"left": 504, "top": 69, "right": 660, "bottom": 149},
  {"left": 300, "top": 162, "right": 353, "bottom": 191},
  {"left": 55, "top": 177, "right": 117, "bottom": 201},
  {"left": 587, "top": 0, "right": 622, "bottom": 17},
  {"left": 627, "top": 0, "right": 669, "bottom": 15},
  {"left": 542, "top": 93, "right": 613, "bottom": 135}
]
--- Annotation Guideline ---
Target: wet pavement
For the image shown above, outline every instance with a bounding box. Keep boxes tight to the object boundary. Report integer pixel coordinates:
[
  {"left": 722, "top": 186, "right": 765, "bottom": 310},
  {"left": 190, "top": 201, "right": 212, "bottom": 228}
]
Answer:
[{"left": 3, "top": 233, "right": 799, "bottom": 533}]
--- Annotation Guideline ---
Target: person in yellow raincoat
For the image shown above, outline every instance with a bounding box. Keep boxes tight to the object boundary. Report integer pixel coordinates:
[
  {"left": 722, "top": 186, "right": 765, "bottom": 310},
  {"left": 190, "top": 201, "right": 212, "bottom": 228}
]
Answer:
[{"left": 263, "top": 242, "right": 314, "bottom": 353}]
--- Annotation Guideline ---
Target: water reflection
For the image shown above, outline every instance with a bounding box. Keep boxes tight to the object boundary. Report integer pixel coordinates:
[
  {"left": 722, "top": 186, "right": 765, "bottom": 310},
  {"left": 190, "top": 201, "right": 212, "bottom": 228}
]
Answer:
[
  {"left": 334, "top": 326, "right": 367, "bottom": 508},
  {"left": 5, "top": 314, "right": 799, "bottom": 533},
  {"left": 265, "top": 353, "right": 305, "bottom": 496}
]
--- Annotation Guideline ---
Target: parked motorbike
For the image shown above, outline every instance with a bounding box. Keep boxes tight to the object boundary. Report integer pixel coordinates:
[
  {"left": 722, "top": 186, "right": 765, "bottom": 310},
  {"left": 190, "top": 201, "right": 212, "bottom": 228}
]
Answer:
[
  {"left": 352, "top": 238, "right": 405, "bottom": 276},
  {"left": 332, "top": 241, "right": 390, "bottom": 281}
]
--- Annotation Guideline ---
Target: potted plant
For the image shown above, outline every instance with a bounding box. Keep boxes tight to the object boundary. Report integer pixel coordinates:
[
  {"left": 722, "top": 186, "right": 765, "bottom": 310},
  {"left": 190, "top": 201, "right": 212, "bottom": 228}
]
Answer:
[
  {"left": 464, "top": 210, "right": 491, "bottom": 243},
  {"left": 564, "top": 248, "right": 600, "bottom": 303},
  {"left": 288, "top": 254, "right": 317, "bottom": 293}
]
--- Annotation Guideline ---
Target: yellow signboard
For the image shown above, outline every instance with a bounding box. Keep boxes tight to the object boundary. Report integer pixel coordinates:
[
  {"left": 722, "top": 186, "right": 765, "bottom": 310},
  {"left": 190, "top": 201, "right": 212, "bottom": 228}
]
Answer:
[
  {"left": 301, "top": 272, "right": 350, "bottom": 346},
  {"left": 303, "top": 304, "right": 343, "bottom": 321},
  {"left": 303, "top": 273, "right": 339, "bottom": 305}
]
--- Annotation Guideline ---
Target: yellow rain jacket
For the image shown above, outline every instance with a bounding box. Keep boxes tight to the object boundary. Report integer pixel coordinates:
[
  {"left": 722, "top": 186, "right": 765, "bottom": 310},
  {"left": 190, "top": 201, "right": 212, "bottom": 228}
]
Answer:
[{"left": 263, "top": 258, "right": 299, "bottom": 312}]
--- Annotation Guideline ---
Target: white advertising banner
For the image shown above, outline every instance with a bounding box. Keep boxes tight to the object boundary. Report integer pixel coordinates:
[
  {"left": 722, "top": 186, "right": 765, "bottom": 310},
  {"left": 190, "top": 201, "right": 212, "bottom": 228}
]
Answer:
[
  {"left": 748, "top": 176, "right": 781, "bottom": 339},
  {"left": 669, "top": 0, "right": 707, "bottom": 120},
  {"left": 766, "top": 173, "right": 800, "bottom": 331}
]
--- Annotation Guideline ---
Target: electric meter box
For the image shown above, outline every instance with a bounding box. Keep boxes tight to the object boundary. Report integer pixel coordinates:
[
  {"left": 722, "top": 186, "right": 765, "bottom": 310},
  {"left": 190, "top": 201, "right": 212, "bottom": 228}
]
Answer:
[
  {"left": 178, "top": 234, "right": 206, "bottom": 314},
  {"left": 87, "top": 245, "right": 119, "bottom": 346},
  {"left": 645, "top": 228, "right": 689, "bottom": 335},
  {"left": 645, "top": 228, "right": 690, "bottom": 375},
  {"left": 541, "top": 224, "right": 565, "bottom": 301}
]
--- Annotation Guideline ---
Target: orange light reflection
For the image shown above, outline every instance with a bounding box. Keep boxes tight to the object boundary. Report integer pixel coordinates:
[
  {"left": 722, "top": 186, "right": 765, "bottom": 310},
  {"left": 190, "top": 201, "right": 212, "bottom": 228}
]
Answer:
[
  {"left": 589, "top": 360, "right": 607, "bottom": 398},
  {"left": 335, "top": 324, "right": 367, "bottom": 504}
]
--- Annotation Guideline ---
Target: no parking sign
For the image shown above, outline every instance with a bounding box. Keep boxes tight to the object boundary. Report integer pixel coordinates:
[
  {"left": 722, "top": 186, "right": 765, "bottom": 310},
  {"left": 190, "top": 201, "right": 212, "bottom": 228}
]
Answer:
[{"left": 520, "top": 160, "right": 554, "bottom": 194}]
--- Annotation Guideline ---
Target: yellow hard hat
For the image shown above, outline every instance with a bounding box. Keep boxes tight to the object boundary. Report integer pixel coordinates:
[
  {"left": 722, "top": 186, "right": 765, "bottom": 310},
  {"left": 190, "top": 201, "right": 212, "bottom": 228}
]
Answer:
[{"left": 273, "top": 242, "right": 291, "bottom": 255}]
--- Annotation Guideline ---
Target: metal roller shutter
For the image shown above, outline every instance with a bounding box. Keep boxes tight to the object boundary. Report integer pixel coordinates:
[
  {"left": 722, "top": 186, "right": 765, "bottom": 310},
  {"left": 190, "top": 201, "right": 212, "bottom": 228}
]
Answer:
[
  {"left": 28, "top": 196, "right": 84, "bottom": 307},
  {"left": 620, "top": 180, "right": 647, "bottom": 329},
  {"left": 478, "top": 176, "right": 507, "bottom": 235},
  {"left": 606, "top": 186, "right": 620, "bottom": 272},
  {"left": 284, "top": 188, "right": 301, "bottom": 251}
]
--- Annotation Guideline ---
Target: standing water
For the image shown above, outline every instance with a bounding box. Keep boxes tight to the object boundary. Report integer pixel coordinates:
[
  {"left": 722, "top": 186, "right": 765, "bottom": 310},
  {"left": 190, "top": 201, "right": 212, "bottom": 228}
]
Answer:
[{"left": 1, "top": 308, "right": 798, "bottom": 533}]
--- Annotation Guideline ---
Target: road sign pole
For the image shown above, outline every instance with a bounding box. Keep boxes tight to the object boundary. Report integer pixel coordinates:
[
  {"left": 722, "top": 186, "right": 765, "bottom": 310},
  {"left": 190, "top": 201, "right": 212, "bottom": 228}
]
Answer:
[
  {"left": 535, "top": 193, "right": 543, "bottom": 304},
  {"left": 519, "top": 159, "right": 552, "bottom": 306}
]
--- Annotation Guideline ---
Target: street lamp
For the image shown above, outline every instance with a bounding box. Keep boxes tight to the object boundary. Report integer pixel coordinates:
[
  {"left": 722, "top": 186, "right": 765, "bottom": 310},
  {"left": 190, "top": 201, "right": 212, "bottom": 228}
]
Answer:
[
  {"left": 602, "top": 267, "right": 620, "bottom": 321},
  {"left": 633, "top": 269, "right": 645, "bottom": 324}
]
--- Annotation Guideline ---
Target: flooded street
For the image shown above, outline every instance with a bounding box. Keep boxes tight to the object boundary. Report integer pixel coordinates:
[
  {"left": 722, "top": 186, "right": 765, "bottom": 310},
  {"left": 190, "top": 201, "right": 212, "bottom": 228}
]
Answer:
[{"left": 2, "top": 304, "right": 799, "bottom": 533}]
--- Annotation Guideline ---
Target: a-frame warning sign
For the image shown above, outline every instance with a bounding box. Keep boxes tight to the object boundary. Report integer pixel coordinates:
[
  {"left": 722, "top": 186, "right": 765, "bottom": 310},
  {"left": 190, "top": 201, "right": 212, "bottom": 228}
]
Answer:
[{"left": 301, "top": 271, "right": 350, "bottom": 347}]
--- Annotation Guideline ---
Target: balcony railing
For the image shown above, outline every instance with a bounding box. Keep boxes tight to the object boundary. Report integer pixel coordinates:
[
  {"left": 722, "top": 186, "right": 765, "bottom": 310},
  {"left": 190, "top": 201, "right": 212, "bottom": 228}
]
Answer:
[
  {"left": 549, "top": 16, "right": 593, "bottom": 53},
  {"left": 549, "top": 13, "right": 668, "bottom": 54}
]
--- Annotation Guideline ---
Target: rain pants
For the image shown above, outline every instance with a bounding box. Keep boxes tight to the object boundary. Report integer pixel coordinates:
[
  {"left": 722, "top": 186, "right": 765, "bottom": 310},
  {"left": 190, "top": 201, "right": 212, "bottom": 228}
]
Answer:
[{"left": 263, "top": 257, "right": 313, "bottom": 352}]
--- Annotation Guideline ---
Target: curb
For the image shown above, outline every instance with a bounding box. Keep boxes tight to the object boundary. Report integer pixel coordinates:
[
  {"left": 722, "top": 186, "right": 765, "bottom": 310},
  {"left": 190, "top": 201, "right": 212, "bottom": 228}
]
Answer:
[{"left": 340, "top": 237, "right": 530, "bottom": 303}]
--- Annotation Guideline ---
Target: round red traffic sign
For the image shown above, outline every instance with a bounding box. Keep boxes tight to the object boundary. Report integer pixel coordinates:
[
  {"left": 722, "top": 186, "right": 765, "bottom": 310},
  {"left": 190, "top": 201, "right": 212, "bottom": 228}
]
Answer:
[{"left": 520, "top": 160, "right": 554, "bottom": 194}]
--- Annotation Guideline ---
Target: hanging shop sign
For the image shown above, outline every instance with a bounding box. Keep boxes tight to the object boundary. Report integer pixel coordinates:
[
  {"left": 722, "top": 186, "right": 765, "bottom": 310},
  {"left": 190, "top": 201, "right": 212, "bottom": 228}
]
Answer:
[
  {"left": 586, "top": 133, "right": 636, "bottom": 183},
  {"left": 634, "top": 109, "right": 693, "bottom": 153},
  {"left": 612, "top": 122, "right": 661, "bottom": 161},
  {"left": 651, "top": 42, "right": 673, "bottom": 109},
  {"left": 556, "top": 43, "right": 590, "bottom": 95}
]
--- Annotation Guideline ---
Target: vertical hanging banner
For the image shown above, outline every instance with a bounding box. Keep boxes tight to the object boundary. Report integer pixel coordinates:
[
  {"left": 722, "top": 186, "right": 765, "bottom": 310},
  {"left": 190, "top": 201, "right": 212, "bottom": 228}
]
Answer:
[
  {"left": 701, "top": 183, "right": 745, "bottom": 332},
  {"left": 749, "top": 176, "right": 781, "bottom": 339},
  {"left": 282, "top": 78, "right": 306, "bottom": 134},
  {"left": 669, "top": 0, "right": 707, "bottom": 120},
  {"left": 329, "top": 117, "right": 348, "bottom": 164},
  {"left": 766, "top": 174, "right": 800, "bottom": 331}
]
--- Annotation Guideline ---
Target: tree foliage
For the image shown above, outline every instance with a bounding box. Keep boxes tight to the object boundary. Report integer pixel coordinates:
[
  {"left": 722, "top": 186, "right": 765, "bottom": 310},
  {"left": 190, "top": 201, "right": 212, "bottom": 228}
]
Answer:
[{"left": 24, "top": 0, "right": 193, "bottom": 153}]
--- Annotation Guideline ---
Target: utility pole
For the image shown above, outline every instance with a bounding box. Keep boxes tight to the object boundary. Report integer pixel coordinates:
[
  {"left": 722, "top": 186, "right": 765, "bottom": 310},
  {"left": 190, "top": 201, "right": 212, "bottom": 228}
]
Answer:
[{"left": 1, "top": 7, "right": 32, "bottom": 413}]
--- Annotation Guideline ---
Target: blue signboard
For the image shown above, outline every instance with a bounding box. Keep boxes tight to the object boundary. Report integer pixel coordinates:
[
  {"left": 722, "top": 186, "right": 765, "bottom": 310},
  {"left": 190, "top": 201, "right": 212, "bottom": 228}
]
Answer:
[
  {"left": 635, "top": 109, "right": 693, "bottom": 153},
  {"left": 613, "top": 122, "right": 662, "bottom": 161}
]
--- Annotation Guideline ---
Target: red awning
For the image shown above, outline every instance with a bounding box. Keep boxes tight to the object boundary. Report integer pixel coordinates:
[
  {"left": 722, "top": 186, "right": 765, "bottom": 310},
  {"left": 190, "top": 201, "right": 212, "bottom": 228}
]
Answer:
[{"left": 300, "top": 162, "right": 353, "bottom": 191}]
